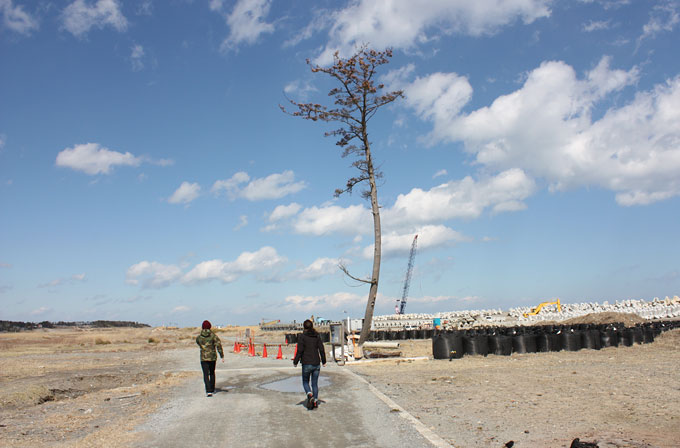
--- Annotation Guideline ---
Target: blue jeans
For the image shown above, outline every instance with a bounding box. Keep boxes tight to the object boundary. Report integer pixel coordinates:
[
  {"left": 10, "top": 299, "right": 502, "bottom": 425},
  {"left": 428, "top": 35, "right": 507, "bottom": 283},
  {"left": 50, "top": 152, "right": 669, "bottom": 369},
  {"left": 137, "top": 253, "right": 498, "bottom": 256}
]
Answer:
[{"left": 301, "top": 364, "right": 321, "bottom": 399}]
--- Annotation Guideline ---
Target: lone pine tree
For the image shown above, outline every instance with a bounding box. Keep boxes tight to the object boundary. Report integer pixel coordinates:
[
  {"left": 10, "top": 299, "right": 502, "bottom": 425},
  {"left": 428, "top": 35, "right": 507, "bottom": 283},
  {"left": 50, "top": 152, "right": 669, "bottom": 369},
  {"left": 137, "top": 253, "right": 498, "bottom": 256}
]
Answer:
[{"left": 282, "top": 46, "right": 403, "bottom": 350}]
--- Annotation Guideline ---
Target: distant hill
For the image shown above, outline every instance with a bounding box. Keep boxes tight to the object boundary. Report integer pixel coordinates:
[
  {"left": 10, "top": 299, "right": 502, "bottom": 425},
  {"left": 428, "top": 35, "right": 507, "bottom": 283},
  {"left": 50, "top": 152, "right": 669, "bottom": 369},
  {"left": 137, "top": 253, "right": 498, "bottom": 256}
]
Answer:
[{"left": 0, "top": 320, "right": 150, "bottom": 332}]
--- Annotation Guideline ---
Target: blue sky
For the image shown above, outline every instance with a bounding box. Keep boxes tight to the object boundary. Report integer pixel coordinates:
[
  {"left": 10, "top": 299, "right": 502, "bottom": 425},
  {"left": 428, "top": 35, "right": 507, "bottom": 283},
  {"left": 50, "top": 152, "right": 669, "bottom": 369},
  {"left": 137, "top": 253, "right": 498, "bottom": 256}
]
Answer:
[{"left": 1, "top": 0, "right": 679, "bottom": 327}]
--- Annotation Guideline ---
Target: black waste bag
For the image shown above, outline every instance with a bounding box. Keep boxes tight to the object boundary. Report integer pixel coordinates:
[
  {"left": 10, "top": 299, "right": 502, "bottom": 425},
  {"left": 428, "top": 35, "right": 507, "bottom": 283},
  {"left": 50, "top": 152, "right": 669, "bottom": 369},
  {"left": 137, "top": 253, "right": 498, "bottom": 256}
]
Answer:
[
  {"left": 562, "top": 331, "right": 582, "bottom": 351},
  {"left": 432, "top": 334, "right": 451, "bottom": 359},
  {"left": 620, "top": 328, "right": 633, "bottom": 346},
  {"left": 600, "top": 330, "right": 619, "bottom": 348},
  {"left": 397, "top": 330, "right": 408, "bottom": 340},
  {"left": 406, "top": 329, "right": 417, "bottom": 340},
  {"left": 512, "top": 334, "right": 537, "bottom": 354},
  {"left": 549, "top": 333, "right": 563, "bottom": 351},
  {"left": 581, "top": 329, "right": 602, "bottom": 350},
  {"left": 488, "top": 335, "right": 513, "bottom": 356},
  {"left": 445, "top": 331, "right": 465, "bottom": 359},
  {"left": 387, "top": 330, "right": 397, "bottom": 340},
  {"left": 631, "top": 327, "right": 644, "bottom": 344},
  {"left": 536, "top": 333, "right": 552, "bottom": 352},
  {"left": 417, "top": 329, "right": 427, "bottom": 340},
  {"left": 463, "top": 334, "right": 489, "bottom": 356},
  {"left": 642, "top": 327, "right": 655, "bottom": 343}
]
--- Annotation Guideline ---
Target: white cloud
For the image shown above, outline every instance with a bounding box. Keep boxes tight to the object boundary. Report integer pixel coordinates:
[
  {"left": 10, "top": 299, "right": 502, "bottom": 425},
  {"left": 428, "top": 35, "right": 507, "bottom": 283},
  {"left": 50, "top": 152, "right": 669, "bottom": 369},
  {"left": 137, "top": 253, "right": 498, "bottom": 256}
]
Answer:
[
  {"left": 168, "top": 181, "right": 201, "bottom": 205},
  {"left": 401, "top": 72, "right": 473, "bottom": 125},
  {"left": 282, "top": 9, "right": 333, "bottom": 47},
  {"left": 407, "top": 295, "right": 459, "bottom": 305},
  {"left": 0, "top": 0, "right": 39, "bottom": 35},
  {"left": 241, "top": 170, "right": 307, "bottom": 200},
  {"left": 131, "top": 44, "right": 144, "bottom": 71},
  {"left": 433, "top": 169, "right": 448, "bottom": 179},
  {"left": 0, "top": 262, "right": 11, "bottom": 268},
  {"left": 283, "top": 80, "right": 318, "bottom": 100},
  {"left": 37, "top": 273, "right": 86, "bottom": 289},
  {"left": 293, "top": 204, "right": 370, "bottom": 236},
  {"left": 264, "top": 202, "right": 302, "bottom": 232},
  {"left": 56, "top": 143, "right": 141, "bottom": 175},
  {"left": 291, "top": 257, "right": 340, "bottom": 280},
  {"left": 182, "top": 246, "right": 287, "bottom": 284},
  {"left": 639, "top": 0, "right": 679, "bottom": 43},
  {"left": 384, "top": 169, "right": 536, "bottom": 225},
  {"left": 316, "top": 0, "right": 551, "bottom": 64},
  {"left": 171, "top": 305, "right": 190, "bottom": 313},
  {"left": 404, "top": 57, "right": 680, "bottom": 205},
  {"left": 234, "top": 215, "right": 248, "bottom": 230},
  {"left": 220, "top": 0, "right": 274, "bottom": 52},
  {"left": 582, "top": 19, "right": 611, "bottom": 32},
  {"left": 61, "top": 0, "right": 128, "bottom": 37},
  {"left": 212, "top": 171, "right": 250, "bottom": 198},
  {"left": 212, "top": 170, "right": 306, "bottom": 201},
  {"left": 209, "top": 0, "right": 226, "bottom": 12},
  {"left": 136, "top": 0, "right": 152, "bottom": 16},
  {"left": 362, "top": 225, "right": 467, "bottom": 258},
  {"left": 30, "top": 306, "right": 52, "bottom": 316},
  {"left": 126, "top": 261, "right": 183, "bottom": 289},
  {"left": 268, "top": 203, "right": 302, "bottom": 222},
  {"left": 284, "top": 292, "right": 364, "bottom": 311},
  {"left": 273, "top": 169, "right": 533, "bottom": 238}
]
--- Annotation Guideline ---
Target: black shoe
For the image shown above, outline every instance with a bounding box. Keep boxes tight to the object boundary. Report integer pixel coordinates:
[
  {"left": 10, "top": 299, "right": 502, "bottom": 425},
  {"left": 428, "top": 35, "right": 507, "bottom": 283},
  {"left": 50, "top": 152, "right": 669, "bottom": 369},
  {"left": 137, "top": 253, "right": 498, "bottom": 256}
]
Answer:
[
  {"left": 305, "top": 393, "right": 313, "bottom": 410},
  {"left": 312, "top": 398, "right": 318, "bottom": 409}
]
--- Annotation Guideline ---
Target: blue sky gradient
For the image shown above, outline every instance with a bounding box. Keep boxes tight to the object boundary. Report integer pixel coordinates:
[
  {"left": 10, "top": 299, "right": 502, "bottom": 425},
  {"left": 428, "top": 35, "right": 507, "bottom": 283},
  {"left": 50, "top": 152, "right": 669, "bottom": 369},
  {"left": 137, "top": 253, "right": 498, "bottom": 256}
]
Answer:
[{"left": 1, "top": 0, "right": 679, "bottom": 326}]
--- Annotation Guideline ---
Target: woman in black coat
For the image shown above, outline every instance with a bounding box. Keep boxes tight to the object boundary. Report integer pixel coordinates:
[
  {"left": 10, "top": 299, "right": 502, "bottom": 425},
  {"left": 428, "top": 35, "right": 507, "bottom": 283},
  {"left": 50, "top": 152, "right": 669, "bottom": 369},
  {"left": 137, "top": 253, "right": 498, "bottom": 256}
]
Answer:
[{"left": 293, "top": 319, "right": 327, "bottom": 409}]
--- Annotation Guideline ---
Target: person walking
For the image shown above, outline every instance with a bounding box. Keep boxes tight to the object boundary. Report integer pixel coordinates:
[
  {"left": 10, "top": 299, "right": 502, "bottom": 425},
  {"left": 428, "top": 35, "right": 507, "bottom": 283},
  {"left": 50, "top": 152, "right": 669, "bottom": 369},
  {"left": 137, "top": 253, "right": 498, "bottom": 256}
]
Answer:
[
  {"left": 293, "top": 319, "right": 327, "bottom": 409},
  {"left": 196, "top": 320, "right": 224, "bottom": 397}
]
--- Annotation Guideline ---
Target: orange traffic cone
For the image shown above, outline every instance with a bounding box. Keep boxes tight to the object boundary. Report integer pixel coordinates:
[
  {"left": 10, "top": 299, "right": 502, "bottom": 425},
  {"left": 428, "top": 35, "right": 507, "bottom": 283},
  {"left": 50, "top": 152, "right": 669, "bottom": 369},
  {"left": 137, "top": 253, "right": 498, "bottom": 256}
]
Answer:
[
  {"left": 276, "top": 345, "right": 283, "bottom": 359},
  {"left": 233, "top": 341, "right": 240, "bottom": 353},
  {"left": 262, "top": 344, "right": 268, "bottom": 358},
  {"left": 293, "top": 343, "right": 298, "bottom": 359},
  {"left": 249, "top": 340, "right": 255, "bottom": 357}
]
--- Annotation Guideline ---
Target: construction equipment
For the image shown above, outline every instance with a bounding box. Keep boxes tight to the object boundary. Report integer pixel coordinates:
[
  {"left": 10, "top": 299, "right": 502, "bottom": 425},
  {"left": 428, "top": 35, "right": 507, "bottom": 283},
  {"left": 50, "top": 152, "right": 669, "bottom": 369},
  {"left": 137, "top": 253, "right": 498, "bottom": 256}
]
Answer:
[
  {"left": 523, "top": 298, "right": 562, "bottom": 318},
  {"left": 260, "top": 319, "right": 280, "bottom": 327},
  {"left": 395, "top": 235, "right": 418, "bottom": 315}
]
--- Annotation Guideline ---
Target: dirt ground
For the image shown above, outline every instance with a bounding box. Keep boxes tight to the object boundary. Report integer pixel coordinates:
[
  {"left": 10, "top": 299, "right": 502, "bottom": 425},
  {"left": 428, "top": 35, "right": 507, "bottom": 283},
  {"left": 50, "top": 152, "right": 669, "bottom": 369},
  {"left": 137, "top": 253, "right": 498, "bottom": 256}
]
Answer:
[
  {"left": 0, "top": 325, "right": 271, "bottom": 447},
  {"left": 1, "top": 320, "right": 678, "bottom": 448},
  {"left": 352, "top": 330, "right": 680, "bottom": 448}
]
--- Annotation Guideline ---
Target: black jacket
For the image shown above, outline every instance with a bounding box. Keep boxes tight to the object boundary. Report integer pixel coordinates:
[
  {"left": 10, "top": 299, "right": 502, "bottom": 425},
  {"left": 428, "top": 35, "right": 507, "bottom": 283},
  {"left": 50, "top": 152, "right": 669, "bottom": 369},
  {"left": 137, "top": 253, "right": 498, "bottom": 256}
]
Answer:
[{"left": 293, "top": 331, "right": 326, "bottom": 366}]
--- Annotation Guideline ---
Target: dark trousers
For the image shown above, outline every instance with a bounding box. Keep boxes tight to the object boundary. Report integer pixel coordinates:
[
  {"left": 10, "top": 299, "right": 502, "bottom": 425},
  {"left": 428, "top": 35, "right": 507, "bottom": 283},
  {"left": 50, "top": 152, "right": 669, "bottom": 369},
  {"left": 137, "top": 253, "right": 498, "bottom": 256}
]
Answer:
[{"left": 201, "top": 360, "right": 216, "bottom": 393}]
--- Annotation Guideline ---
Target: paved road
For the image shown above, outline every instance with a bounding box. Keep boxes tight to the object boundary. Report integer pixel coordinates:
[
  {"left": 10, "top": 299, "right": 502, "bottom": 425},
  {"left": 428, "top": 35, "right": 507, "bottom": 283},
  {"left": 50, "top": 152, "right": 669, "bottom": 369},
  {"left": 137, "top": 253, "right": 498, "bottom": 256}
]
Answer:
[{"left": 134, "top": 349, "right": 445, "bottom": 448}]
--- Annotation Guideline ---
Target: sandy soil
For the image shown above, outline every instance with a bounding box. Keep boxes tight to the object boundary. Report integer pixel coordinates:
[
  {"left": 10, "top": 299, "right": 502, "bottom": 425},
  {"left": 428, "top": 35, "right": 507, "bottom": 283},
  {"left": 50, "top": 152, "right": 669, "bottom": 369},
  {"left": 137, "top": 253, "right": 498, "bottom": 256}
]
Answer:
[
  {"left": 351, "top": 330, "right": 680, "bottom": 448},
  {"left": 0, "top": 326, "right": 293, "bottom": 447},
  {"left": 1, "top": 322, "right": 678, "bottom": 447}
]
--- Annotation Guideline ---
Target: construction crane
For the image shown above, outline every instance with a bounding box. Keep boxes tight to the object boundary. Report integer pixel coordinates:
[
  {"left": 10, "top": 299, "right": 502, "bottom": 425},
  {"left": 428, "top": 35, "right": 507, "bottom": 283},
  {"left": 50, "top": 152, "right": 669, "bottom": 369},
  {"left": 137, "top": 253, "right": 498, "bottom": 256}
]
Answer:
[{"left": 395, "top": 234, "right": 418, "bottom": 315}]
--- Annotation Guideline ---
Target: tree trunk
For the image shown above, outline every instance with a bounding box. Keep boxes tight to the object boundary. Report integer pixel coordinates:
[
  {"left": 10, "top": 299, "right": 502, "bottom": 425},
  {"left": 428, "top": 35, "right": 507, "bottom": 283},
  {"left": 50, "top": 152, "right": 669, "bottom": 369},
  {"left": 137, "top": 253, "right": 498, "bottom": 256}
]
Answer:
[{"left": 358, "top": 141, "right": 381, "bottom": 349}]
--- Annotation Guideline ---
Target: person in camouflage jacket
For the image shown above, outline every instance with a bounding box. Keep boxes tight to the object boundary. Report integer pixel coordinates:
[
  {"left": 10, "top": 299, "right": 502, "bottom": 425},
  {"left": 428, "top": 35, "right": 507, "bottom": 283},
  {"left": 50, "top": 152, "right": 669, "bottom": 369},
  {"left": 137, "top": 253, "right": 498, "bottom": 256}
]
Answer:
[{"left": 196, "top": 320, "right": 224, "bottom": 396}]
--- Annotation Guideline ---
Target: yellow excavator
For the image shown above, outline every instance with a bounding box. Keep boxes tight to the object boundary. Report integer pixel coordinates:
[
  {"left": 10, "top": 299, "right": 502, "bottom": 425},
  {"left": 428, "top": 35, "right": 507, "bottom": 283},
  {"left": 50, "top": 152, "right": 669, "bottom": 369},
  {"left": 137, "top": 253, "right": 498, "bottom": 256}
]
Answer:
[
  {"left": 523, "top": 298, "right": 562, "bottom": 318},
  {"left": 260, "top": 319, "right": 280, "bottom": 327}
]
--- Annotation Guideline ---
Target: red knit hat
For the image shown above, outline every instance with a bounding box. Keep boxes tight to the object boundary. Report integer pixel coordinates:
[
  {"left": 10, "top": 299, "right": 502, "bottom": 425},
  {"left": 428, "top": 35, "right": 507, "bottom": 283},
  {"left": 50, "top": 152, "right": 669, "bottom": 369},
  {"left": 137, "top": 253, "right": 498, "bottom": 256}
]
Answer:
[{"left": 202, "top": 320, "right": 211, "bottom": 329}]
